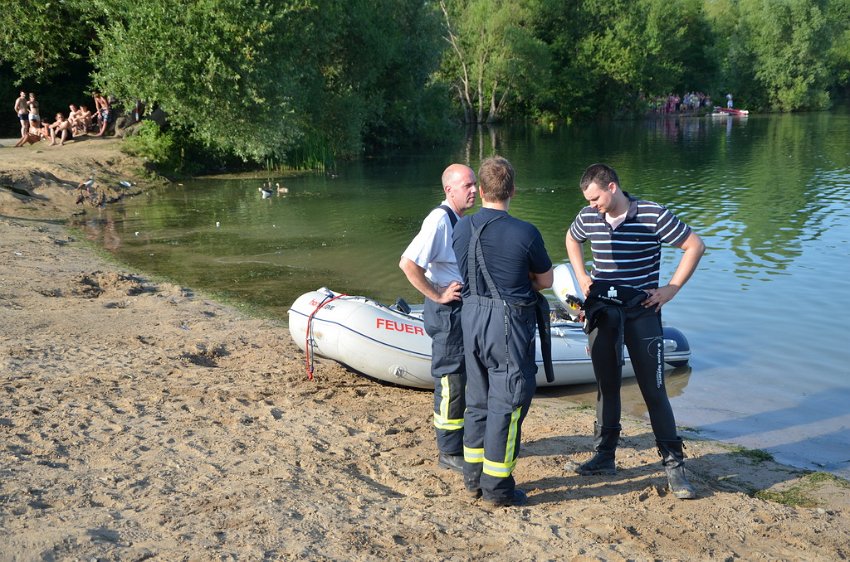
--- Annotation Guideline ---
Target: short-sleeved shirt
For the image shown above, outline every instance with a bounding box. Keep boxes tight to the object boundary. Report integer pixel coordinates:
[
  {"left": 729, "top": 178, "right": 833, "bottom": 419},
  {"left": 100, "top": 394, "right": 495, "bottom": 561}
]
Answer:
[
  {"left": 569, "top": 192, "right": 691, "bottom": 290},
  {"left": 401, "top": 201, "right": 461, "bottom": 287},
  {"left": 453, "top": 207, "right": 552, "bottom": 304}
]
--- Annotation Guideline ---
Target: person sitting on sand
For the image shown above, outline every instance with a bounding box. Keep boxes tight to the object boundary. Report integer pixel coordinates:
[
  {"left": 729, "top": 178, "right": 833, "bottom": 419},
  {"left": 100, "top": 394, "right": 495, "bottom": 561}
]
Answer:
[
  {"left": 77, "top": 105, "right": 93, "bottom": 132},
  {"left": 37, "top": 117, "right": 54, "bottom": 139},
  {"left": 14, "top": 131, "right": 39, "bottom": 147},
  {"left": 68, "top": 104, "right": 85, "bottom": 136},
  {"left": 14, "top": 118, "right": 49, "bottom": 147},
  {"left": 48, "top": 113, "right": 74, "bottom": 146}
]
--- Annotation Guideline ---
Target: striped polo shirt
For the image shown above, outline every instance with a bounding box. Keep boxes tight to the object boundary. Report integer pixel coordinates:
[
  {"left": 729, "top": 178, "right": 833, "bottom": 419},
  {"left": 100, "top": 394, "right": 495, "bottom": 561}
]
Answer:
[{"left": 569, "top": 192, "right": 691, "bottom": 290}]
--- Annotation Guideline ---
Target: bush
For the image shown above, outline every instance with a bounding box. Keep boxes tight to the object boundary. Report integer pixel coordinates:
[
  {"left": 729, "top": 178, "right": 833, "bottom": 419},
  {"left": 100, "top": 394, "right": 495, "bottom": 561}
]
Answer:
[{"left": 121, "top": 121, "right": 174, "bottom": 164}]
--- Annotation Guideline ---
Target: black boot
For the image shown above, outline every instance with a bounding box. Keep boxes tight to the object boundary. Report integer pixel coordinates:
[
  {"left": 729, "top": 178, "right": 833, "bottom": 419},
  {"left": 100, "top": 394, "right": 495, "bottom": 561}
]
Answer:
[
  {"left": 657, "top": 438, "right": 697, "bottom": 499},
  {"left": 566, "top": 423, "right": 620, "bottom": 475}
]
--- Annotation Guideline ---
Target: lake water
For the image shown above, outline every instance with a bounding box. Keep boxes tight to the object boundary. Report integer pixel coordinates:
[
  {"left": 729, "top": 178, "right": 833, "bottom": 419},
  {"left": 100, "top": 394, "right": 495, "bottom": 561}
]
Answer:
[{"left": 76, "top": 110, "right": 850, "bottom": 478}]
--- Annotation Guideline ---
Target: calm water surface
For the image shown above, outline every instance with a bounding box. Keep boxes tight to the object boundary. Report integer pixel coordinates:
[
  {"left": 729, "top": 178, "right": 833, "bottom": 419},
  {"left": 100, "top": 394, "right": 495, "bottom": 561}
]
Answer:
[{"left": 78, "top": 110, "right": 850, "bottom": 477}]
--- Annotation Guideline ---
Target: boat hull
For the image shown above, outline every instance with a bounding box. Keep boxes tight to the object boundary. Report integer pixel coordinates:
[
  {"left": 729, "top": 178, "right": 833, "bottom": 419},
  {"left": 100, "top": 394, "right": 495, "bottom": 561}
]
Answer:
[
  {"left": 713, "top": 107, "right": 749, "bottom": 116},
  {"left": 288, "top": 289, "right": 690, "bottom": 390}
]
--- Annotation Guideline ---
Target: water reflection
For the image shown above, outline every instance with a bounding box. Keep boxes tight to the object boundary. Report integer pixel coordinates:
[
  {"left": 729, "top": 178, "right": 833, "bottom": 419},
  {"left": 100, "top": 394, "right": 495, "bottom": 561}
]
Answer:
[{"left": 537, "top": 366, "right": 694, "bottom": 412}]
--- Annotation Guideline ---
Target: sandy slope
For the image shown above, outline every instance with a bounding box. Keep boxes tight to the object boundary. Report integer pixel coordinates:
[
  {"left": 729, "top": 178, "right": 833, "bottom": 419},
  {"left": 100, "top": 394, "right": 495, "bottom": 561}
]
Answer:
[{"left": 1, "top": 138, "right": 848, "bottom": 561}]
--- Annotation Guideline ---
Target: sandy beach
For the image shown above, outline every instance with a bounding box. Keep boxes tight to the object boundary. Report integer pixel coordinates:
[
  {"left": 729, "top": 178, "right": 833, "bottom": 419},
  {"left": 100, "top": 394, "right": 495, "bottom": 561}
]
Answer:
[{"left": 1, "top": 137, "right": 849, "bottom": 560}]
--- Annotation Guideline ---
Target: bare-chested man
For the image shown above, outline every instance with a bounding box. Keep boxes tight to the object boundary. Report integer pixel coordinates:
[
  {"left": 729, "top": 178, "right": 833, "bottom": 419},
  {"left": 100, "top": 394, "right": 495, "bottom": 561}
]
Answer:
[
  {"left": 78, "top": 105, "right": 93, "bottom": 132},
  {"left": 93, "top": 92, "right": 111, "bottom": 136},
  {"left": 68, "top": 104, "right": 83, "bottom": 135},
  {"left": 48, "top": 113, "right": 74, "bottom": 146},
  {"left": 14, "top": 91, "right": 29, "bottom": 139}
]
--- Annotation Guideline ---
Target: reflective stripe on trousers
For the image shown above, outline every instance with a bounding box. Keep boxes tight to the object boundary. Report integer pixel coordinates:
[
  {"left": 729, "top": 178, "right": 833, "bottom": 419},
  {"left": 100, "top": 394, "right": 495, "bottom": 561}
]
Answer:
[
  {"left": 433, "top": 374, "right": 464, "bottom": 431},
  {"left": 483, "top": 406, "right": 523, "bottom": 477}
]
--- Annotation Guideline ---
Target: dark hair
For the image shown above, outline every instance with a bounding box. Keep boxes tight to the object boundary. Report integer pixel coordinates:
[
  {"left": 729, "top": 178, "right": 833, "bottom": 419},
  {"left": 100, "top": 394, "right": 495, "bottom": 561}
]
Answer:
[
  {"left": 478, "top": 156, "right": 515, "bottom": 202},
  {"left": 580, "top": 163, "right": 620, "bottom": 191}
]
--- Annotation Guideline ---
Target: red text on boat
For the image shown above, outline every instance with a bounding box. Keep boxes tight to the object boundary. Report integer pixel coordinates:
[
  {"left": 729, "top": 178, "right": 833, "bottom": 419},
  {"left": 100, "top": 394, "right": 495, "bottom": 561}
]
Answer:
[{"left": 376, "top": 318, "right": 425, "bottom": 335}]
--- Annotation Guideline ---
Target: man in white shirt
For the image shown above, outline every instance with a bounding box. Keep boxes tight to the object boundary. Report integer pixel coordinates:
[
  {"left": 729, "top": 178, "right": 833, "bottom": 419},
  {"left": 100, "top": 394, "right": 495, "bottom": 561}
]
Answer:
[{"left": 400, "top": 164, "right": 477, "bottom": 472}]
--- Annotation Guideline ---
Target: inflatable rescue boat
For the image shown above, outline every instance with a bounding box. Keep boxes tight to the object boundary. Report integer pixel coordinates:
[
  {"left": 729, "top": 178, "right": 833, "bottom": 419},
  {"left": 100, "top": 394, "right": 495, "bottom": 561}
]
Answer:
[{"left": 287, "top": 265, "right": 690, "bottom": 389}]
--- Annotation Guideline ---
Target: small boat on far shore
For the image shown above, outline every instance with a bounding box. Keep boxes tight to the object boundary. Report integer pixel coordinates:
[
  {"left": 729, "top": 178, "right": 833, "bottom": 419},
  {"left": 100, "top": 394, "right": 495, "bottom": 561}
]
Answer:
[{"left": 712, "top": 107, "right": 750, "bottom": 116}]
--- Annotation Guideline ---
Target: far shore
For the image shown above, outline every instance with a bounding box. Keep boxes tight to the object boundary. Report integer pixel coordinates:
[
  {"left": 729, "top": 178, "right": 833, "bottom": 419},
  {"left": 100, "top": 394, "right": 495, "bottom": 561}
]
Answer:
[{"left": 1, "top": 137, "right": 848, "bottom": 560}]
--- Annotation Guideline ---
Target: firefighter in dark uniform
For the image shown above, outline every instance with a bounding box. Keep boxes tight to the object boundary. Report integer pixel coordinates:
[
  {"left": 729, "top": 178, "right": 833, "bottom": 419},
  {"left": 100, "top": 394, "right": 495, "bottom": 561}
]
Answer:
[
  {"left": 400, "top": 164, "right": 478, "bottom": 471},
  {"left": 565, "top": 163, "right": 705, "bottom": 499},
  {"left": 452, "top": 156, "right": 553, "bottom": 507}
]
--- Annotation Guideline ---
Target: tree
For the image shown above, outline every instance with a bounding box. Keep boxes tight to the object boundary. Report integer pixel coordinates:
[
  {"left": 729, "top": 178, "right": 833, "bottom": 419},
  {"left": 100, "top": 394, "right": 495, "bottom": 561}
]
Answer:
[
  {"left": 739, "top": 0, "right": 831, "bottom": 111},
  {"left": 825, "top": 0, "right": 850, "bottom": 95},
  {"left": 89, "top": 0, "right": 448, "bottom": 164},
  {"left": 438, "top": 0, "right": 550, "bottom": 122},
  {"left": 0, "top": 0, "right": 93, "bottom": 83},
  {"left": 534, "top": 0, "right": 718, "bottom": 119},
  {"left": 90, "top": 0, "right": 309, "bottom": 162}
]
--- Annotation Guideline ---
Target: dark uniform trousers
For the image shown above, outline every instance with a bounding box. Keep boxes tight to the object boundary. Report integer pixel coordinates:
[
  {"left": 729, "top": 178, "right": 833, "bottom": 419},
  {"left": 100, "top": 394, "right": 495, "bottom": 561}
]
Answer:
[
  {"left": 588, "top": 303, "right": 678, "bottom": 442},
  {"left": 423, "top": 298, "right": 465, "bottom": 455},
  {"left": 462, "top": 294, "right": 537, "bottom": 502}
]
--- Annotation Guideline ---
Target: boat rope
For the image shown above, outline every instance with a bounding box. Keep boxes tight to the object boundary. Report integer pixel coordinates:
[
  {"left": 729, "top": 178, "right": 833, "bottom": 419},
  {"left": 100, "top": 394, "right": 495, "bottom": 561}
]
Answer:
[{"left": 305, "top": 291, "right": 347, "bottom": 380}]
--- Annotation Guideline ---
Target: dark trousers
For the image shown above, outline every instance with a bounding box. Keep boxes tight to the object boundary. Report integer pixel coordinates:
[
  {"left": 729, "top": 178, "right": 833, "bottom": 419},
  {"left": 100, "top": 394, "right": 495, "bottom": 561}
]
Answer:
[
  {"left": 589, "top": 305, "right": 677, "bottom": 441},
  {"left": 423, "top": 298, "right": 465, "bottom": 455},
  {"left": 461, "top": 296, "right": 537, "bottom": 502}
]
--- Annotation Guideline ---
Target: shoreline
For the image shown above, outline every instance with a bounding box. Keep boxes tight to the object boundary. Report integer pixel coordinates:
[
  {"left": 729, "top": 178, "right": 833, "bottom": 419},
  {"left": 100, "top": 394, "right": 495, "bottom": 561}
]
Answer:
[{"left": 2, "top": 139, "right": 849, "bottom": 559}]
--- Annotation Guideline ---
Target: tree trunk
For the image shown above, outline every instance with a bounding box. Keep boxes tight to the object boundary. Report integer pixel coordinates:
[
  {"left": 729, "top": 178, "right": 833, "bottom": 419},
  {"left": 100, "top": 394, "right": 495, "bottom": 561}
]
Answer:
[
  {"left": 440, "top": 0, "right": 475, "bottom": 123},
  {"left": 476, "top": 61, "right": 485, "bottom": 123},
  {"left": 456, "top": 85, "right": 471, "bottom": 123},
  {"left": 487, "top": 80, "right": 499, "bottom": 122},
  {"left": 489, "top": 85, "right": 510, "bottom": 123}
]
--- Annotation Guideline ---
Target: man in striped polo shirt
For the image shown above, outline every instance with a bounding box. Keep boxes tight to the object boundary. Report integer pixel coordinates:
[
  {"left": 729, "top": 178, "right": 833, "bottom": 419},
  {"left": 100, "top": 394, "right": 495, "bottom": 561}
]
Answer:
[{"left": 565, "top": 163, "right": 705, "bottom": 499}]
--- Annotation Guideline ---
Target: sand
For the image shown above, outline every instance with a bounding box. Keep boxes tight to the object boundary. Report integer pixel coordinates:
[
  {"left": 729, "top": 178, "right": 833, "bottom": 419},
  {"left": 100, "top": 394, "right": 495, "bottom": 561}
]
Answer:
[{"left": 1, "top": 136, "right": 849, "bottom": 561}]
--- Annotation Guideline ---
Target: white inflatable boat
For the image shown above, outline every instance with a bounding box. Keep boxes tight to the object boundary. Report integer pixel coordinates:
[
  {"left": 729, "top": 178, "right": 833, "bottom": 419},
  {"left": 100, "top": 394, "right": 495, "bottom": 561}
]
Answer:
[{"left": 287, "top": 266, "right": 690, "bottom": 389}]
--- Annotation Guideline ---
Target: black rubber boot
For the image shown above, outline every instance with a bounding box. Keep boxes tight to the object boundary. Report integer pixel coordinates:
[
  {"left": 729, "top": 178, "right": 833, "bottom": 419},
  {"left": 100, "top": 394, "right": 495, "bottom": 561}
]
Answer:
[
  {"left": 657, "top": 438, "right": 697, "bottom": 499},
  {"left": 463, "top": 463, "right": 482, "bottom": 498},
  {"left": 566, "top": 423, "right": 620, "bottom": 475},
  {"left": 437, "top": 452, "right": 464, "bottom": 473}
]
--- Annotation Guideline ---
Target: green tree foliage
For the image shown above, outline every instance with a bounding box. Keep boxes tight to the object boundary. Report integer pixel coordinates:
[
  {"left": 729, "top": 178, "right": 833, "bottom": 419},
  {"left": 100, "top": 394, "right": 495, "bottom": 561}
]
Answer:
[
  {"left": 90, "top": 0, "right": 308, "bottom": 162},
  {"left": 0, "top": 0, "right": 94, "bottom": 132},
  {"left": 3, "top": 0, "right": 850, "bottom": 157},
  {"left": 88, "top": 0, "right": 447, "bottom": 164},
  {"left": 738, "top": 0, "right": 831, "bottom": 111},
  {"left": 825, "top": 0, "right": 850, "bottom": 94},
  {"left": 533, "top": 0, "right": 717, "bottom": 119},
  {"left": 0, "top": 0, "right": 93, "bottom": 82},
  {"left": 292, "top": 0, "right": 449, "bottom": 154},
  {"left": 438, "top": 0, "right": 550, "bottom": 122},
  {"left": 703, "top": 0, "right": 755, "bottom": 105}
]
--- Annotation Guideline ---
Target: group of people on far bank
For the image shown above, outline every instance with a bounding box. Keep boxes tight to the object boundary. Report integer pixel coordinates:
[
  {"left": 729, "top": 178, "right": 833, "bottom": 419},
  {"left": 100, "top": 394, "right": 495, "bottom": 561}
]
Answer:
[
  {"left": 12, "top": 90, "right": 116, "bottom": 147},
  {"left": 401, "top": 158, "right": 705, "bottom": 507},
  {"left": 649, "top": 91, "right": 713, "bottom": 114}
]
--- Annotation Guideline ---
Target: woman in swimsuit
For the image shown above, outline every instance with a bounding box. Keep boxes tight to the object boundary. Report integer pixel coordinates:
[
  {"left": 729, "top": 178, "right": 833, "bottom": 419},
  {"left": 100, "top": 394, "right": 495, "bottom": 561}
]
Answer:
[{"left": 27, "top": 93, "right": 40, "bottom": 128}]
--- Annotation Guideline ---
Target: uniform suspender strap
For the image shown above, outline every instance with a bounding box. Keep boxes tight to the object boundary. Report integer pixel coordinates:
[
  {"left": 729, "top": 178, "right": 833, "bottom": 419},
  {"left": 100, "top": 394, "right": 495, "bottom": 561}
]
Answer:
[
  {"left": 467, "top": 215, "right": 504, "bottom": 299},
  {"left": 438, "top": 205, "right": 458, "bottom": 228},
  {"left": 535, "top": 293, "right": 555, "bottom": 383}
]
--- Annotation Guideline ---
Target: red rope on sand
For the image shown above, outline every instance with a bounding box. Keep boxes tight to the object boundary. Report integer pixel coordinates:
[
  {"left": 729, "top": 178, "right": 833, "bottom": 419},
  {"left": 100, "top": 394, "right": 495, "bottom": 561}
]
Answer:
[{"left": 305, "top": 292, "right": 347, "bottom": 380}]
